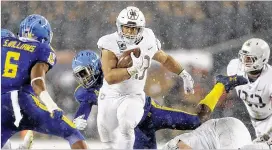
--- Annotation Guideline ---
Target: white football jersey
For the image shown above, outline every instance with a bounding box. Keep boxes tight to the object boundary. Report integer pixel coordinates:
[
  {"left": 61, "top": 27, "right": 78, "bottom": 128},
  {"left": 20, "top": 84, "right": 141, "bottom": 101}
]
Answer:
[
  {"left": 240, "top": 143, "right": 271, "bottom": 149},
  {"left": 227, "top": 59, "right": 272, "bottom": 120},
  {"left": 163, "top": 117, "right": 252, "bottom": 149},
  {"left": 97, "top": 28, "right": 161, "bottom": 95}
]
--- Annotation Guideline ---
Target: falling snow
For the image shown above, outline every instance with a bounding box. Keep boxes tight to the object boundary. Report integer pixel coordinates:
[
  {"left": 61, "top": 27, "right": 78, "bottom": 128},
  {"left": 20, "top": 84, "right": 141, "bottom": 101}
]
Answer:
[{"left": 2, "top": 1, "right": 272, "bottom": 148}]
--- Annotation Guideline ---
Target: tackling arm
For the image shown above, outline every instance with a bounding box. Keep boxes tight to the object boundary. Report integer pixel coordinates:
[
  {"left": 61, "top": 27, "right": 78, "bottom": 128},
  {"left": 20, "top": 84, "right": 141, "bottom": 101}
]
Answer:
[
  {"left": 149, "top": 100, "right": 201, "bottom": 131},
  {"left": 73, "top": 87, "right": 97, "bottom": 130},
  {"left": 73, "top": 101, "right": 92, "bottom": 130},
  {"left": 101, "top": 49, "right": 131, "bottom": 85},
  {"left": 30, "top": 63, "right": 59, "bottom": 113},
  {"left": 74, "top": 102, "right": 93, "bottom": 120}
]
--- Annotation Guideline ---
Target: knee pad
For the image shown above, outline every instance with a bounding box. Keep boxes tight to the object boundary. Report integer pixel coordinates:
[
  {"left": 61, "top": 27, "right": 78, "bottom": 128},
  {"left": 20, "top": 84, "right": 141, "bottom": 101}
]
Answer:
[
  {"left": 97, "top": 124, "right": 112, "bottom": 142},
  {"left": 118, "top": 120, "right": 135, "bottom": 139}
]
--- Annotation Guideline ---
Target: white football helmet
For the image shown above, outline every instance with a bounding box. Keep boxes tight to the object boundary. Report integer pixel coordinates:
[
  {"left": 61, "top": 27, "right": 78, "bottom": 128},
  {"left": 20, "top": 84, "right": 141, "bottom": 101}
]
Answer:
[
  {"left": 116, "top": 6, "right": 145, "bottom": 45},
  {"left": 239, "top": 38, "right": 270, "bottom": 72}
]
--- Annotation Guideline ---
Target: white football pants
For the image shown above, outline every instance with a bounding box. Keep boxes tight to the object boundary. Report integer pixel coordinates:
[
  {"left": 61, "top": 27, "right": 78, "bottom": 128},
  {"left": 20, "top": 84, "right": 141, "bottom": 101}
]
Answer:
[
  {"left": 251, "top": 114, "right": 272, "bottom": 138},
  {"left": 97, "top": 92, "right": 145, "bottom": 149}
]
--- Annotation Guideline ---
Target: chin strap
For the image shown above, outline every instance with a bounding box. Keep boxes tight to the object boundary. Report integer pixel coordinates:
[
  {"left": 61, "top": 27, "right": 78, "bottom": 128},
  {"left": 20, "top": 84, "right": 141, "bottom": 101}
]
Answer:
[
  {"left": 249, "top": 68, "right": 263, "bottom": 75},
  {"left": 248, "top": 68, "right": 263, "bottom": 83}
]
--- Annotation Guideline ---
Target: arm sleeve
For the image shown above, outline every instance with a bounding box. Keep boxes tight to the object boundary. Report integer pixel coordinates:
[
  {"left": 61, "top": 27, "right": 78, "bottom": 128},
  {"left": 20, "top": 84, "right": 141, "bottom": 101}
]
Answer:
[
  {"left": 97, "top": 35, "right": 117, "bottom": 52},
  {"left": 150, "top": 100, "right": 201, "bottom": 130},
  {"left": 156, "top": 38, "right": 161, "bottom": 50},
  {"left": 74, "top": 102, "right": 93, "bottom": 120},
  {"left": 37, "top": 44, "right": 57, "bottom": 70},
  {"left": 227, "top": 59, "right": 239, "bottom": 76},
  {"left": 74, "top": 86, "right": 98, "bottom": 120}
]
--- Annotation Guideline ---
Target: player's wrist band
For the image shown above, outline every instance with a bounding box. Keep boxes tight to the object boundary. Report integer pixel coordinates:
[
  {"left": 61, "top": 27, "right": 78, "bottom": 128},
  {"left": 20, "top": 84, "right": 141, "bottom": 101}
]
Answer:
[
  {"left": 178, "top": 68, "right": 185, "bottom": 76},
  {"left": 31, "top": 77, "right": 45, "bottom": 87},
  {"left": 39, "top": 90, "right": 59, "bottom": 113}
]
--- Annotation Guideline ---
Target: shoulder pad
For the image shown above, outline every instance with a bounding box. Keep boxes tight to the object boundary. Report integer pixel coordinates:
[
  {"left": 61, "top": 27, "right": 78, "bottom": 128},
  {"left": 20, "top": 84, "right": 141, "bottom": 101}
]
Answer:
[
  {"left": 227, "top": 59, "right": 240, "bottom": 76},
  {"left": 97, "top": 32, "right": 119, "bottom": 52},
  {"left": 143, "top": 28, "right": 156, "bottom": 39}
]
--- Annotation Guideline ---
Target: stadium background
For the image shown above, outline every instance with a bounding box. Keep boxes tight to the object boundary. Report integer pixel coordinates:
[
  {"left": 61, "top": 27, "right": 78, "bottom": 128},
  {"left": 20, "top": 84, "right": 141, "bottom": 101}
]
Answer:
[{"left": 2, "top": 1, "right": 272, "bottom": 148}]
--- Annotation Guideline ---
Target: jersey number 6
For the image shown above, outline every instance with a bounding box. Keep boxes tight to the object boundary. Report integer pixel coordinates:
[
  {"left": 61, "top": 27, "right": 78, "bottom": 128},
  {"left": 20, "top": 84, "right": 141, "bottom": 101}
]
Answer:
[{"left": 2, "top": 51, "right": 21, "bottom": 78}]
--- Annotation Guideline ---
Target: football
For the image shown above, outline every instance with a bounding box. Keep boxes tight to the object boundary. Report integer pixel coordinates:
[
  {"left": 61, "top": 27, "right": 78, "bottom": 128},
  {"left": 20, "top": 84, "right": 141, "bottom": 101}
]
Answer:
[{"left": 117, "top": 48, "right": 141, "bottom": 68}]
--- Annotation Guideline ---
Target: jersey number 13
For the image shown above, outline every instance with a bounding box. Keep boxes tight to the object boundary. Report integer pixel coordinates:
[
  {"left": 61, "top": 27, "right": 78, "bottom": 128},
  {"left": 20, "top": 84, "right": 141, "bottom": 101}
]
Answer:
[{"left": 135, "top": 55, "right": 150, "bottom": 80}]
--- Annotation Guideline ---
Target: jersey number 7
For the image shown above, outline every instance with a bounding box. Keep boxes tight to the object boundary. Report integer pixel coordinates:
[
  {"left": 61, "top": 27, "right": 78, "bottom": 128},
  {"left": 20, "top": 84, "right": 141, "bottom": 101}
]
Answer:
[{"left": 2, "top": 51, "right": 21, "bottom": 78}]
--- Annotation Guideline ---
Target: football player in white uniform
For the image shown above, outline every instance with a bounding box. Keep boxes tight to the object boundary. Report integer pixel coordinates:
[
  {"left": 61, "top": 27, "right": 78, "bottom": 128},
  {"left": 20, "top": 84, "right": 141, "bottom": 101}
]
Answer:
[
  {"left": 97, "top": 6, "right": 194, "bottom": 149},
  {"left": 163, "top": 75, "right": 252, "bottom": 149},
  {"left": 227, "top": 38, "right": 272, "bottom": 144},
  {"left": 163, "top": 117, "right": 252, "bottom": 149}
]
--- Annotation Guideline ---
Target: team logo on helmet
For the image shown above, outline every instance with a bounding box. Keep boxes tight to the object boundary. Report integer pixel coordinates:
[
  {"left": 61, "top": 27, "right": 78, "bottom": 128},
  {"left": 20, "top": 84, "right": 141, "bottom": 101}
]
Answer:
[
  {"left": 246, "top": 41, "right": 252, "bottom": 47},
  {"left": 127, "top": 9, "right": 139, "bottom": 20}
]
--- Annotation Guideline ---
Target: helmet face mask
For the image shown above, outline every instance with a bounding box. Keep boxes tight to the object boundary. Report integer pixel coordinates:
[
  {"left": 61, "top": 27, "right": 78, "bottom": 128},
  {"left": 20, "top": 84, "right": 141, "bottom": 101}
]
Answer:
[
  {"left": 239, "top": 51, "right": 258, "bottom": 68},
  {"left": 239, "top": 38, "right": 270, "bottom": 73},
  {"left": 73, "top": 65, "right": 98, "bottom": 88},
  {"left": 116, "top": 6, "right": 145, "bottom": 45},
  {"left": 72, "top": 50, "right": 102, "bottom": 88},
  {"left": 121, "top": 24, "right": 142, "bottom": 40}
]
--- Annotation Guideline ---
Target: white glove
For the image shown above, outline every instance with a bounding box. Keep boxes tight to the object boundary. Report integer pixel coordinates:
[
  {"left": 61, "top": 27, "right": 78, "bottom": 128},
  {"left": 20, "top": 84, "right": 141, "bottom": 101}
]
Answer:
[
  {"left": 73, "top": 115, "right": 87, "bottom": 130},
  {"left": 162, "top": 136, "right": 180, "bottom": 150},
  {"left": 127, "top": 53, "right": 144, "bottom": 76},
  {"left": 179, "top": 70, "right": 194, "bottom": 94},
  {"left": 267, "top": 137, "right": 272, "bottom": 148}
]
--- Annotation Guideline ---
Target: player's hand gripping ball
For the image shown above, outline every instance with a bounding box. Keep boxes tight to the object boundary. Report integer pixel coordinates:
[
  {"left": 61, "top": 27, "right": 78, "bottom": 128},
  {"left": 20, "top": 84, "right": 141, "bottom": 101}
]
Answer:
[{"left": 117, "top": 48, "right": 141, "bottom": 68}]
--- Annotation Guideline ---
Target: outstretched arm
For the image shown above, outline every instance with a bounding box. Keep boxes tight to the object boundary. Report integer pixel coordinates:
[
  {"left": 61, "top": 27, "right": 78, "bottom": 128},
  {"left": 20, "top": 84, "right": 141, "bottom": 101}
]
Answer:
[
  {"left": 197, "top": 75, "right": 248, "bottom": 123},
  {"left": 153, "top": 50, "right": 194, "bottom": 94},
  {"left": 149, "top": 100, "right": 201, "bottom": 131},
  {"left": 153, "top": 50, "right": 183, "bottom": 74},
  {"left": 196, "top": 82, "right": 225, "bottom": 122},
  {"left": 31, "top": 63, "right": 60, "bottom": 116},
  {"left": 73, "top": 102, "right": 94, "bottom": 131},
  {"left": 74, "top": 102, "right": 93, "bottom": 120}
]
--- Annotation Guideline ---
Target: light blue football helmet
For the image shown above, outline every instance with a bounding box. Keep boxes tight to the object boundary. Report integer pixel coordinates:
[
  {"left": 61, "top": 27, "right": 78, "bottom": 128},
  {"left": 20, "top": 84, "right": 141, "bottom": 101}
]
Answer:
[
  {"left": 19, "top": 14, "right": 53, "bottom": 44},
  {"left": 72, "top": 50, "right": 102, "bottom": 88}
]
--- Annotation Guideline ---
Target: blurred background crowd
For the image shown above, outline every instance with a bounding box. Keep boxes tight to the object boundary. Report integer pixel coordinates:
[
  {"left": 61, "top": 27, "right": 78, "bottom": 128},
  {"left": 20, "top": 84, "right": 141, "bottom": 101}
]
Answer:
[{"left": 2, "top": 1, "right": 272, "bottom": 144}]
